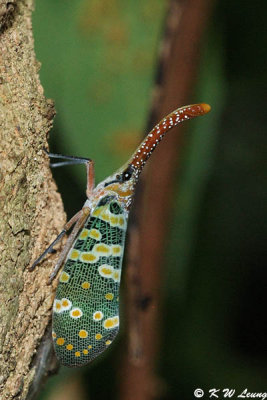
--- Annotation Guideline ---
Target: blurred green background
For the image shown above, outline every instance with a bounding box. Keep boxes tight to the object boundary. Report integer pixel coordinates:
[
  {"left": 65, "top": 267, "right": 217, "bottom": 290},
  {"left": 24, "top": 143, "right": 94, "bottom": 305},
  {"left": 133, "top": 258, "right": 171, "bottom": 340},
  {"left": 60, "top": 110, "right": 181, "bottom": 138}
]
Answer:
[{"left": 33, "top": 0, "right": 267, "bottom": 399}]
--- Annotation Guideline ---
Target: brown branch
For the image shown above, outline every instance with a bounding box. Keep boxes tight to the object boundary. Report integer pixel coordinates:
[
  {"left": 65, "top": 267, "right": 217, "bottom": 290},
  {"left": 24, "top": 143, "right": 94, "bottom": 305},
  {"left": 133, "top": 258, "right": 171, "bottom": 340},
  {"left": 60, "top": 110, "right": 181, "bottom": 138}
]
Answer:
[
  {"left": 120, "top": 0, "right": 213, "bottom": 399},
  {"left": 0, "top": 1, "right": 65, "bottom": 399}
]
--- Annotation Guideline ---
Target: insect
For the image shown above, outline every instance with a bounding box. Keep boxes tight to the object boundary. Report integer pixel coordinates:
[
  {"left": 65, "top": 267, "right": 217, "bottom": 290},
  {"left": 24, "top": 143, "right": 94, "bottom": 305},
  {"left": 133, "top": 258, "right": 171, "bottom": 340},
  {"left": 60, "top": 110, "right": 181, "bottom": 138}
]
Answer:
[{"left": 31, "top": 103, "right": 210, "bottom": 367}]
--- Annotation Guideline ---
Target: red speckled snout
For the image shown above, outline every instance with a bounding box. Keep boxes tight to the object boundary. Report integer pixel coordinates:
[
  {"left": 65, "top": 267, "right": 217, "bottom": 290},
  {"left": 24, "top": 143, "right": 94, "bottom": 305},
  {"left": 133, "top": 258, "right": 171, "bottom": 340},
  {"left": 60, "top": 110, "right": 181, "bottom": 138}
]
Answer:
[{"left": 129, "top": 103, "right": 211, "bottom": 171}]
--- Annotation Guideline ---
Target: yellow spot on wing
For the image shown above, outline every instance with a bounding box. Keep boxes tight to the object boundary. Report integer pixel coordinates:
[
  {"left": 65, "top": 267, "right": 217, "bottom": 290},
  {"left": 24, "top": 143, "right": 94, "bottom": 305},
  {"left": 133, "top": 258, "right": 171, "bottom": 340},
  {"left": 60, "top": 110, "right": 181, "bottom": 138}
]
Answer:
[
  {"left": 89, "top": 228, "right": 102, "bottom": 240},
  {"left": 53, "top": 299, "right": 63, "bottom": 313},
  {"left": 80, "top": 252, "right": 99, "bottom": 263},
  {"left": 69, "top": 249, "right": 80, "bottom": 260},
  {"left": 55, "top": 302, "right": 61, "bottom": 311},
  {"left": 62, "top": 299, "right": 68, "bottom": 307},
  {"left": 101, "top": 213, "right": 110, "bottom": 222},
  {"left": 94, "top": 243, "right": 111, "bottom": 255},
  {"left": 56, "top": 338, "right": 65, "bottom": 346},
  {"left": 79, "top": 329, "right": 88, "bottom": 338},
  {"left": 103, "top": 318, "right": 114, "bottom": 329},
  {"left": 88, "top": 345, "right": 92, "bottom": 349},
  {"left": 66, "top": 344, "right": 73, "bottom": 351},
  {"left": 98, "top": 264, "right": 114, "bottom": 278},
  {"left": 61, "top": 298, "right": 72, "bottom": 310},
  {"left": 103, "top": 316, "right": 119, "bottom": 330},
  {"left": 59, "top": 271, "right": 70, "bottom": 283},
  {"left": 102, "top": 267, "right": 112, "bottom": 275},
  {"left": 110, "top": 215, "right": 118, "bottom": 225},
  {"left": 95, "top": 333, "right": 102, "bottom": 340},
  {"left": 93, "top": 311, "right": 104, "bottom": 321},
  {"left": 83, "top": 349, "right": 88, "bottom": 355},
  {"left": 105, "top": 293, "right": 114, "bottom": 301},
  {"left": 111, "top": 245, "right": 122, "bottom": 256},
  {"left": 112, "top": 269, "right": 121, "bottom": 282},
  {"left": 92, "top": 206, "right": 104, "bottom": 217},
  {"left": 70, "top": 308, "right": 83, "bottom": 319},
  {"left": 79, "top": 229, "right": 89, "bottom": 239},
  {"left": 81, "top": 281, "right": 90, "bottom": 289},
  {"left": 118, "top": 216, "right": 126, "bottom": 227},
  {"left": 105, "top": 340, "right": 112, "bottom": 346},
  {"left": 75, "top": 351, "right": 81, "bottom": 357}
]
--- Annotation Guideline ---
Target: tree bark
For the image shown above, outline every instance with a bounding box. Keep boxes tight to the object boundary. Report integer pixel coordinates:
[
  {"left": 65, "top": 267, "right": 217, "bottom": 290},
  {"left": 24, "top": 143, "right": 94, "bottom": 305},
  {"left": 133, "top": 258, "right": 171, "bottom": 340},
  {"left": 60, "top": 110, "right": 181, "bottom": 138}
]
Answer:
[{"left": 0, "top": 1, "right": 65, "bottom": 399}]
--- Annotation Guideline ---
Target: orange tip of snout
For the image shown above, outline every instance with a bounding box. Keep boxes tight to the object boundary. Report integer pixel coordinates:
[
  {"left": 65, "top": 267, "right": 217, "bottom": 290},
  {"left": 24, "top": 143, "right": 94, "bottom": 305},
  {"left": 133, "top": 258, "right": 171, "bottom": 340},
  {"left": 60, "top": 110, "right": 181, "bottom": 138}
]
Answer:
[{"left": 200, "top": 103, "right": 211, "bottom": 114}]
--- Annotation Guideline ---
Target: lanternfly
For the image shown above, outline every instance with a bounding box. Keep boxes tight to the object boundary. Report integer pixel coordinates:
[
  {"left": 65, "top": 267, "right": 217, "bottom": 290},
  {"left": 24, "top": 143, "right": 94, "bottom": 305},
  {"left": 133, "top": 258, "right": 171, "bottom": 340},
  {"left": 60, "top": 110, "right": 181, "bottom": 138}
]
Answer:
[{"left": 31, "top": 103, "right": 211, "bottom": 367}]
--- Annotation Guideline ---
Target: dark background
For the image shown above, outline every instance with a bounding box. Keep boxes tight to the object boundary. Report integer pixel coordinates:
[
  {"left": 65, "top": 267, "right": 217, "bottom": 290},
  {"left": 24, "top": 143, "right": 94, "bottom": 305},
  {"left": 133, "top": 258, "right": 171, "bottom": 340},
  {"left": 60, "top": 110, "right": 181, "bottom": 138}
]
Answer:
[{"left": 33, "top": 1, "right": 267, "bottom": 399}]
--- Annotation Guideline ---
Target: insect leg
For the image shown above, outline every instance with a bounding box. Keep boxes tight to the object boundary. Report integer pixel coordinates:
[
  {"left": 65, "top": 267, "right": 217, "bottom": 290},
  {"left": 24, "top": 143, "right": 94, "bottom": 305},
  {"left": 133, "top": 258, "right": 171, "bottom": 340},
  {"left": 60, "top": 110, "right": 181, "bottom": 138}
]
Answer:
[
  {"left": 48, "top": 207, "right": 90, "bottom": 283},
  {"left": 30, "top": 210, "right": 83, "bottom": 272},
  {"left": 86, "top": 159, "right": 95, "bottom": 197},
  {"left": 44, "top": 149, "right": 95, "bottom": 197},
  {"left": 44, "top": 149, "right": 92, "bottom": 168}
]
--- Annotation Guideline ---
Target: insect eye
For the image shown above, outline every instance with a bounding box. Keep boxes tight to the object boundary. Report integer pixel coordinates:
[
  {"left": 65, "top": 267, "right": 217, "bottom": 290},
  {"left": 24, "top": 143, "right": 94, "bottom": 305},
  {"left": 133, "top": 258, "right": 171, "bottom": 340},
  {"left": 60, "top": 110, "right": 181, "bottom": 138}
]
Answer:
[{"left": 121, "top": 168, "right": 132, "bottom": 181}]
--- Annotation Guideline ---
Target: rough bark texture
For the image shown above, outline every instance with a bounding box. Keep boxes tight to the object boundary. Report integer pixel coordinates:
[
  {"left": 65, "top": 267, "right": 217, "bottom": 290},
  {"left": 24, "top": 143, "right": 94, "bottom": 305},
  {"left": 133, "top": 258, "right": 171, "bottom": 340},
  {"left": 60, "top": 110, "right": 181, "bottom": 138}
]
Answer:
[{"left": 0, "top": 1, "right": 65, "bottom": 399}]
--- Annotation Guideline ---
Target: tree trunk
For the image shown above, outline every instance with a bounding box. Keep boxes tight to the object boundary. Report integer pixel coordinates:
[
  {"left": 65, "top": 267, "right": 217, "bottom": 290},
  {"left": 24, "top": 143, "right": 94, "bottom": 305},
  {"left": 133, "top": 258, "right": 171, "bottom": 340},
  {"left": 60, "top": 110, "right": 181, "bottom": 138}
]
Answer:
[{"left": 0, "top": 1, "right": 65, "bottom": 399}]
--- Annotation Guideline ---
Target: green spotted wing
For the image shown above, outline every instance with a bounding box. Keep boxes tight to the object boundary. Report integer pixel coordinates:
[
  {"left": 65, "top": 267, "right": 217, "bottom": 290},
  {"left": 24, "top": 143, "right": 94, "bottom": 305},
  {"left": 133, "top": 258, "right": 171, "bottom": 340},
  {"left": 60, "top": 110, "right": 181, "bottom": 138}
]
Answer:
[{"left": 52, "top": 195, "right": 128, "bottom": 367}]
